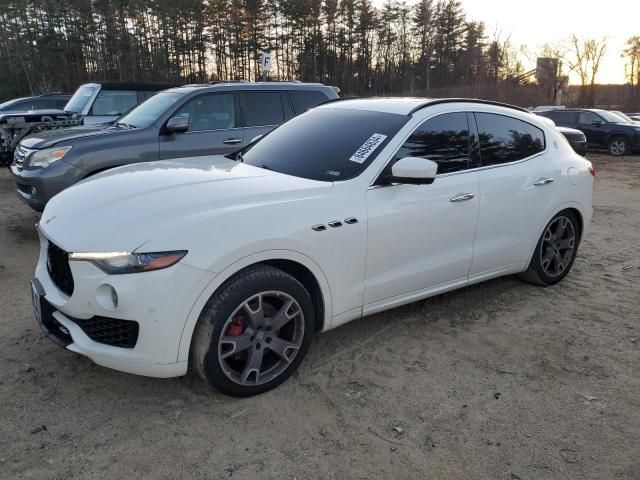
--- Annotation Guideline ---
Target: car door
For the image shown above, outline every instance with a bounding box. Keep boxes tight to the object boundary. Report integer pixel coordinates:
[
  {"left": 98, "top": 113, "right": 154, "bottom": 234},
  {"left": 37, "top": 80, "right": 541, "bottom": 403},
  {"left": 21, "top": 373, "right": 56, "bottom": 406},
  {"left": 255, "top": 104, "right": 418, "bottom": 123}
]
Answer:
[
  {"left": 469, "top": 112, "right": 556, "bottom": 277},
  {"left": 576, "top": 111, "right": 607, "bottom": 147},
  {"left": 159, "top": 92, "right": 244, "bottom": 159},
  {"left": 364, "top": 112, "right": 480, "bottom": 307},
  {"left": 240, "top": 91, "right": 292, "bottom": 143}
]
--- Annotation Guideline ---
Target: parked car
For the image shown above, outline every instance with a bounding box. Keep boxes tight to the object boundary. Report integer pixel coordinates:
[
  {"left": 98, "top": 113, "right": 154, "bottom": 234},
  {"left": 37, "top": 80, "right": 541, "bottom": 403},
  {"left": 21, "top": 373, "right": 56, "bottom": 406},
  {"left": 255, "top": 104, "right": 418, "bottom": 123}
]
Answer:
[
  {"left": 557, "top": 126, "right": 588, "bottom": 156},
  {"left": 32, "top": 98, "right": 594, "bottom": 396},
  {"left": 1, "top": 82, "right": 176, "bottom": 166},
  {"left": 627, "top": 113, "right": 640, "bottom": 122},
  {"left": 11, "top": 82, "right": 338, "bottom": 211},
  {"left": 0, "top": 93, "right": 71, "bottom": 112},
  {"left": 536, "top": 108, "right": 640, "bottom": 156}
]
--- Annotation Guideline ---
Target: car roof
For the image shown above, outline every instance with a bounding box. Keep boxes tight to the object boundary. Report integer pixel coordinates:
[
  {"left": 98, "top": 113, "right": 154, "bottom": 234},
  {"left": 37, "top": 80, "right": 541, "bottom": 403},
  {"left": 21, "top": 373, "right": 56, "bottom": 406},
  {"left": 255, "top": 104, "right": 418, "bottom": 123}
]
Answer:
[
  {"left": 165, "top": 81, "right": 337, "bottom": 95},
  {"left": 81, "top": 81, "right": 179, "bottom": 91},
  {"left": 317, "top": 97, "right": 529, "bottom": 116}
]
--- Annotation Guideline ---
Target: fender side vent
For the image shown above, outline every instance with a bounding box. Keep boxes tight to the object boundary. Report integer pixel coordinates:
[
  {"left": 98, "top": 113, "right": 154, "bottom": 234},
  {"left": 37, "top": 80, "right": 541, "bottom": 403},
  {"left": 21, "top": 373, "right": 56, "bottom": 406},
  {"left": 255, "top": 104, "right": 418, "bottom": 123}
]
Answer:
[
  {"left": 344, "top": 217, "right": 358, "bottom": 224},
  {"left": 328, "top": 221, "right": 342, "bottom": 228},
  {"left": 312, "top": 225, "right": 326, "bottom": 232}
]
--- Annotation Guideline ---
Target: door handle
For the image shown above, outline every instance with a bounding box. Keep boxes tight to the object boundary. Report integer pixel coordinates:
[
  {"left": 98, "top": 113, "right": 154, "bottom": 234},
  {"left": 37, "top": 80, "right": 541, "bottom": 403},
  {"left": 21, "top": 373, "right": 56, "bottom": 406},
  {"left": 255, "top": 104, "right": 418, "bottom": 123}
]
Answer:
[
  {"left": 533, "top": 177, "right": 554, "bottom": 186},
  {"left": 223, "top": 138, "right": 242, "bottom": 145},
  {"left": 449, "top": 193, "right": 475, "bottom": 202}
]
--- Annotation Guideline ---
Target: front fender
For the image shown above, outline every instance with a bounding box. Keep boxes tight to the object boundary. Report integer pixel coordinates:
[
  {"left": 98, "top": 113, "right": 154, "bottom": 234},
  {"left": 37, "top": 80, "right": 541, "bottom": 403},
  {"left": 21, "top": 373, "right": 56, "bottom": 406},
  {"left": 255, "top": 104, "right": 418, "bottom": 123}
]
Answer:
[{"left": 176, "top": 249, "right": 333, "bottom": 363}]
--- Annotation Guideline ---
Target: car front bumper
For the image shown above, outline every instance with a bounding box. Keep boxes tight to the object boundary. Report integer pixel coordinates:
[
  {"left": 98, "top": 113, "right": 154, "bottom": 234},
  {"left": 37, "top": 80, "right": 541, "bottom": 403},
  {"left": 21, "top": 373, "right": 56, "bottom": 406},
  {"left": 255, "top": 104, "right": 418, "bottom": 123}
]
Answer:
[
  {"left": 10, "top": 160, "right": 86, "bottom": 212},
  {"left": 33, "top": 231, "right": 216, "bottom": 378}
]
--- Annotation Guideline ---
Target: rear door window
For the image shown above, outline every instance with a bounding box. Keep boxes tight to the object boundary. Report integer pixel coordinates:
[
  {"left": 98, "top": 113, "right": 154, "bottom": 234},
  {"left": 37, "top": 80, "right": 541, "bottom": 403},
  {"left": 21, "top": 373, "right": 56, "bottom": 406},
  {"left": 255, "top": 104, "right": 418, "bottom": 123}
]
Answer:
[
  {"left": 393, "top": 112, "right": 470, "bottom": 174},
  {"left": 475, "top": 112, "right": 545, "bottom": 166},
  {"left": 242, "top": 92, "right": 285, "bottom": 126},
  {"left": 549, "top": 111, "right": 578, "bottom": 123},
  {"left": 289, "top": 90, "right": 330, "bottom": 113}
]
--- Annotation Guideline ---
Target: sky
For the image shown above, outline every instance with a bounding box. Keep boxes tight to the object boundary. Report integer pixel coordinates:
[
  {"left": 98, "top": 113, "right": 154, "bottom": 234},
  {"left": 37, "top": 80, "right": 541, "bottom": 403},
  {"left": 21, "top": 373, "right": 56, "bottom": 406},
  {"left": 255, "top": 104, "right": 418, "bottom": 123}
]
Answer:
[{"left": 378, "top": 0, "right": 637, "bottom": 84}]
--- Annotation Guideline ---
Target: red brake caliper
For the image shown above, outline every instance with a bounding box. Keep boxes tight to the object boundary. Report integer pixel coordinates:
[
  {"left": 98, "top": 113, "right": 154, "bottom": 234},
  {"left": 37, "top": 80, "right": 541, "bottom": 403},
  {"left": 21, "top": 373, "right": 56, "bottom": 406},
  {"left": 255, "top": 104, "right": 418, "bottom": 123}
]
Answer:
[{"left": 226, "top": 313, "right": 246, "bottom": 361}]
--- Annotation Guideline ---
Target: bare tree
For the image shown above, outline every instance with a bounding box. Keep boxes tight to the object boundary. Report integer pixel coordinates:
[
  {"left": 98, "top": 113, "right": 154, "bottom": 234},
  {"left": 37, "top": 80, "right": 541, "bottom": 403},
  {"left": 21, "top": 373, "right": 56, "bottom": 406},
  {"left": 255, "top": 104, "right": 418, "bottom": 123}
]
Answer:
[
  {"left": 568, "top": 35, "right": 608, "bottom": 107},
  {"left": 623, "top": 36, "right": 640, "bottom": 109}
]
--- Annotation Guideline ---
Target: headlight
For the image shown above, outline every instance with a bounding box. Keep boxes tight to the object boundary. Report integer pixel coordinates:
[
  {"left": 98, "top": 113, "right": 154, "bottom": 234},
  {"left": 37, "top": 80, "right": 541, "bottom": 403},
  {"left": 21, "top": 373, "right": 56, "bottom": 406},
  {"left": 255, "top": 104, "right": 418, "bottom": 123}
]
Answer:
[
  {"left": 29, "top": 146, "right": 72, "bottom": 168},
  {"left": 69, "top": 251, "right": 187, "bottom": 274}
]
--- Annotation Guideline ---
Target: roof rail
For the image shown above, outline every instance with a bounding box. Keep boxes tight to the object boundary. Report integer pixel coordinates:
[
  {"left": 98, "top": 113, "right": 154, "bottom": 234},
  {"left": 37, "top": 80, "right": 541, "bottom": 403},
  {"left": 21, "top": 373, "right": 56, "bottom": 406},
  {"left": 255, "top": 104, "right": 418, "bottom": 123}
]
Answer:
[
  {"left": 209, "top": 80, "right": 251, "bottom": 85},
  {"left": 409, "top": 98, "right": 529, "bottom": 115}
]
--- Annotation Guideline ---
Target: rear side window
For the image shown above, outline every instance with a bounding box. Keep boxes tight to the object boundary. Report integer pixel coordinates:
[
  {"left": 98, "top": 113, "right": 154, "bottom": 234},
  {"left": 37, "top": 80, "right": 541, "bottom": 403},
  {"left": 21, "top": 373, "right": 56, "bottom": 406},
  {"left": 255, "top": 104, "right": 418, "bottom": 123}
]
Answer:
[
  {"left": 289, "top": 90, "right": 329, "bottom": 113},
  {"left": 475, "top": 113, "right": 545, "bottom": 166},
  {"left": 548, "top": 111, "right": 578, "bottom": 123},
  {"left": 243, "top": 92, "right": 285, "bottom": 126},
  {"left": 394, "top": 112, "right": 470, "bottom": 174}
]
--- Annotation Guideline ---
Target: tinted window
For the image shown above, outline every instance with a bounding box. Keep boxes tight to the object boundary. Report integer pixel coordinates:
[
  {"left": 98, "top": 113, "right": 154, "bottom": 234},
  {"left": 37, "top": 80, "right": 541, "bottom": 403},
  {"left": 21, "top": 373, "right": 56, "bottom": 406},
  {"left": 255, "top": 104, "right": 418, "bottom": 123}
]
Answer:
[
  {"left": 243, "top": 92, "right": 284, "bottom": 126},
  {"left": 476, "top": 113, "right": 545, "bottom": 166},
  {"left": 54, "top": 99, "right": 69, "bottom": 109},
  {"left": 91, "top": 90, "right": 138, "bottom": 116},
  {"left": 289, "top": 90, "right": 329, "bottom": 113},
  {"left": 240, "top": 108, "right": 408, "bottom": 182},
  {"left": 394, "top": 112, "right": 470, "bottom": 174},
  {"left": 578, "top": 111, "right": 602, "bottom": 124},
  {"left": 3, "top": 99, "right": 33, "bottom": 111},
  {"left": 32, "top": 99, "right": 51, "bottom": 109},
  {"left": 548, "top": 111, "right": 578, "bottom": 123},
  {"left": 172, "top": 93, "right": 236, "bottom": 132}
]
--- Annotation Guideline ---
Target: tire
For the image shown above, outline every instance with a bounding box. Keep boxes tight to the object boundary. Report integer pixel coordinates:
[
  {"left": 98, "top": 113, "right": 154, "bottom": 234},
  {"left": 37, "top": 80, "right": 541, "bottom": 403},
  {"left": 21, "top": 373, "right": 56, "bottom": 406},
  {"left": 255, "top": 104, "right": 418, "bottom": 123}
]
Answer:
[
  {"left": 608, "top": 136, "right": 630, "bottom": 156},
  {"left": 191, "top": 265, "right": 315, "bottom": 397},
  {"left": 518, "top": 210, "right": 581, "bottom": 287}
]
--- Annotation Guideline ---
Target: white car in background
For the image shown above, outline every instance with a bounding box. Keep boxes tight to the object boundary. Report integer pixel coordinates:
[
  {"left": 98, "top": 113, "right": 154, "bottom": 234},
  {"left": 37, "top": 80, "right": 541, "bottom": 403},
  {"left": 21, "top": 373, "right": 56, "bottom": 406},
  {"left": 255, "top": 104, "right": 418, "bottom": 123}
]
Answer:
[{"left": 32, "top": 98, "right": 595, "bottom": 396}]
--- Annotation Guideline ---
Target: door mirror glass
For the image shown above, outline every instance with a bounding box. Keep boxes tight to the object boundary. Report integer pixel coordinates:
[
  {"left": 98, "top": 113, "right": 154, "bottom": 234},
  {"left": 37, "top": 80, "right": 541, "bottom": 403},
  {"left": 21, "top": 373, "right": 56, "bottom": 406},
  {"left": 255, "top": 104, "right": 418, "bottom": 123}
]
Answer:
[
  {"left": 391, "top": 157, "right": 438, "bottom": 184},
  {"left": 166, "top": 115, "right": 189, "bottom": 133}
]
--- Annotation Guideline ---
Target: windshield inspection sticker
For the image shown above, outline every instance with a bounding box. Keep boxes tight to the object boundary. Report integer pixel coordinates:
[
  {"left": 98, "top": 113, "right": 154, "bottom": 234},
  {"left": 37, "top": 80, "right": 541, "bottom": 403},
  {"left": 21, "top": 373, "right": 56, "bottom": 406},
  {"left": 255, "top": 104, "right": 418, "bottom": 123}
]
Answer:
[{"left": 349, "top": 133, "right": 387, "bottom": 164}]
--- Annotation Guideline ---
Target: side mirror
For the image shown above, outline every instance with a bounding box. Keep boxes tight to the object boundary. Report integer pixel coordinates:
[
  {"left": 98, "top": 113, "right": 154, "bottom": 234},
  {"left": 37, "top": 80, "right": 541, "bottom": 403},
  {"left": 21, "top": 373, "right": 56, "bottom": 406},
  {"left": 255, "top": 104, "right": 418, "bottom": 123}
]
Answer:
[
  {"left": 250, "top": 134, "right": 263, "bottom": 144},
  {"left": 166, "top": 116, "right": 189, "bottom": 133},
  {"left": 591, "top": 120, "right": 604, "bottom": 127},
  {"left": 390, "top": 157, "right": 438, "bottom": 185}
]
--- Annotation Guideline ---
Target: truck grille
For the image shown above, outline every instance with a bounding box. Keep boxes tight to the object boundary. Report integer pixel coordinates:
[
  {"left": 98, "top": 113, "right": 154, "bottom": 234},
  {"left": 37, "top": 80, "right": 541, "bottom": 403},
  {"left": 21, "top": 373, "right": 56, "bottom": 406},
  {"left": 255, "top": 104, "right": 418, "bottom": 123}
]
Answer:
[{"left": 47, "top": 242, "right": 74, "bottom": 296}]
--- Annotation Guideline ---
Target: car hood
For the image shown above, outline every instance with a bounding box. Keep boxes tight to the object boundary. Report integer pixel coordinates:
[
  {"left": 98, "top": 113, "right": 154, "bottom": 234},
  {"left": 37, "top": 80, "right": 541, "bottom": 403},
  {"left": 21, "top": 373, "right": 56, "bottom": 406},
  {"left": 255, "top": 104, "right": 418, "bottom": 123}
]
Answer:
[
  {"left": 20, "top": 123, "right": 129, "bottom": 149},
  {"left": 40, "top": 156, "right": 332, "bottom": 252}
]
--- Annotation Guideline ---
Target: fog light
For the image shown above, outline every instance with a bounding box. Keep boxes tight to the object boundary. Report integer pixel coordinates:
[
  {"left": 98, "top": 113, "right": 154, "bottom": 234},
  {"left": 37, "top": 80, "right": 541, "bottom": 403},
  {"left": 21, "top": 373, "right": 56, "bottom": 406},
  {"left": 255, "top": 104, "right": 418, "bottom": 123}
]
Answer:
[{"left": 96, "top": 284, "right": 118, "bottom": 310}]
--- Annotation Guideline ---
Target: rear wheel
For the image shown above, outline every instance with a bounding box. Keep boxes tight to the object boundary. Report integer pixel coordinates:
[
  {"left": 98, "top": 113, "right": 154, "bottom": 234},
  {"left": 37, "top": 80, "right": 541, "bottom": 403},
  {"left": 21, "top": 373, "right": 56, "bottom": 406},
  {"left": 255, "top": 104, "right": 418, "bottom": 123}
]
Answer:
[
  {"left": 608, "top": 136, "right": 629, "bottom": 156},
  {"left": 191, "top": 265, "right": 315, "bottom": 397},
  {"left": 519, "top": 211, "right": 581, "bottom": 286}
]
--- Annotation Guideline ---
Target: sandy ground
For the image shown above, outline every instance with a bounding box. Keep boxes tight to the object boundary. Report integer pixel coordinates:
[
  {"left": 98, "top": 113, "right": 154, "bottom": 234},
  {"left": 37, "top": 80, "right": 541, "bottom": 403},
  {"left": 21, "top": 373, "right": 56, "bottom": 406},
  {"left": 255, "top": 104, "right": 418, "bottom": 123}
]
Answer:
[{"left": 0, "top": 153, "right": 639, "bottom": 480}]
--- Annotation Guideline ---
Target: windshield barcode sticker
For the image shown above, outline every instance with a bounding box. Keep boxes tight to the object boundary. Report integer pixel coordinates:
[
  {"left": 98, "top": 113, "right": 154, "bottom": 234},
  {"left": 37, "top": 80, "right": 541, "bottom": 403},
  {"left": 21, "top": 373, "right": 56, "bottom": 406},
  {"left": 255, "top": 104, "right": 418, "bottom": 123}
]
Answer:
[{"left": 349, "top": 134, "right": 387, "bottom": 164}]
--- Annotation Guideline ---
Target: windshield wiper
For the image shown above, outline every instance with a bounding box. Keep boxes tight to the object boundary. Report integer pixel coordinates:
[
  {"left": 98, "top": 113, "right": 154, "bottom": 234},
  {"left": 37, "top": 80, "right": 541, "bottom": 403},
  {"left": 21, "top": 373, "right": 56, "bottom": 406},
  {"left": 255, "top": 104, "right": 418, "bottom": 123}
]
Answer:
[{"left": 116, "top": 121, "right": 136, "bottom": 129}]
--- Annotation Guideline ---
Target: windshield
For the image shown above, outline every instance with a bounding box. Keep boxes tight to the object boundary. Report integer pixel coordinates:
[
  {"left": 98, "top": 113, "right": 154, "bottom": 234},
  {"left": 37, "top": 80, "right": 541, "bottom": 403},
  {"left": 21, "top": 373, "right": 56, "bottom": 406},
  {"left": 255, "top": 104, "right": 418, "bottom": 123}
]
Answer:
[
  {"left": 598, "top": 110, "right": 630, "bottom": 123},
  {"left": 117, "top": 91, "right": 186, "bottom": 128},
  {"left": 65, "top": 85, "right": 98, "bottom": 113},
  {"left": 238, "top": 108, "right": 408, "bottom": 182},
  {"left": 611, "top": 111, "right": 634, "bottom": 123}
]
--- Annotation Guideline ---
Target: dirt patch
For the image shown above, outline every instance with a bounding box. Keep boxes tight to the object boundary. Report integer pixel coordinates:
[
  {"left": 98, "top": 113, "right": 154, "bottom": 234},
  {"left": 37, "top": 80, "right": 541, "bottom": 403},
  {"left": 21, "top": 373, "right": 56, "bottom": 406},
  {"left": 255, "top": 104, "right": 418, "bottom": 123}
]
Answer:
[{"left": 0, "top": 154, "right": 639, "bottom": 479}]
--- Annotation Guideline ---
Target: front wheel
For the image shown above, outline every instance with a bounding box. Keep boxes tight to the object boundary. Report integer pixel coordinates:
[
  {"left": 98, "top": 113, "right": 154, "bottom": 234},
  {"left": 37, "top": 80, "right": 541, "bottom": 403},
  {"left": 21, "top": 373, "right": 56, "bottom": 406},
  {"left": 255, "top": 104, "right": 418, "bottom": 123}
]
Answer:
[
  {"left": 608, "top": 137, "right": 630, "bottom": 156},
  {"left": 519, "top": 211, "right": 581, "bottom": 286},
  {"left": 191, "top": 265, "right": 315, "bottom": 397}
]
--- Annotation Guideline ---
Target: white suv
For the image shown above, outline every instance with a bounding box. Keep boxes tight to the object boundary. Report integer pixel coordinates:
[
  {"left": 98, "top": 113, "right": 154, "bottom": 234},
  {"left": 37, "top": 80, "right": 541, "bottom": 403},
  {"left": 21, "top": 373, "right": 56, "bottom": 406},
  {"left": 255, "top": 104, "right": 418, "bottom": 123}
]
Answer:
[{"left": 32, "top": 98, "right": 594, "bottom": 396}]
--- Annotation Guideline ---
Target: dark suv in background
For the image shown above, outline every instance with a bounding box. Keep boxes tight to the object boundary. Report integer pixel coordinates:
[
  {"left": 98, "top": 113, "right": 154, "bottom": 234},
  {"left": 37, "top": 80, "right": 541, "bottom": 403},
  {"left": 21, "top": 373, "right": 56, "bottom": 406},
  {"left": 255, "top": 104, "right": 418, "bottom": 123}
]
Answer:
[
  {"left": 11, "top": 82, "right": 339, "bottom": 211},
  {"left": 536, "top": 108, "right": 640, "bottom": 156}
]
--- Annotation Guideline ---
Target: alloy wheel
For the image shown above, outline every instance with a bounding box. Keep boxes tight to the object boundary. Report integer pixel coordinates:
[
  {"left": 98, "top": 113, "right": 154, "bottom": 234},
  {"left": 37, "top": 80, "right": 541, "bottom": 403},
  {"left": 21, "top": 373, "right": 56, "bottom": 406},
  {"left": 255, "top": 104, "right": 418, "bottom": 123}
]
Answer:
[
  {"left": 609, "top": 140, "right": 626, "bottom": 156},
  {"left": 539, "top": 216, "right": 576, "bottom": 278},
  {"left": 217, "top": 291, "right": 305, "bottom": 386}
]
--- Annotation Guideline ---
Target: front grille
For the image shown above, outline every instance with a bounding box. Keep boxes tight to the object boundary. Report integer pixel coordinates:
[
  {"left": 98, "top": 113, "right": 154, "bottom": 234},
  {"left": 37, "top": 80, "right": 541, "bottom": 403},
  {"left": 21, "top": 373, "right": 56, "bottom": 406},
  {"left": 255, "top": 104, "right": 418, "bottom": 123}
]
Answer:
[
  {"left": 47, "top": 242, "right": 74, "bottom": 296},
  {"left": 13, "top": 145, "right": 30, "bottom": 172},
  {"left": 73, "top": 316, "right": 139, "bottom": 349}
]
